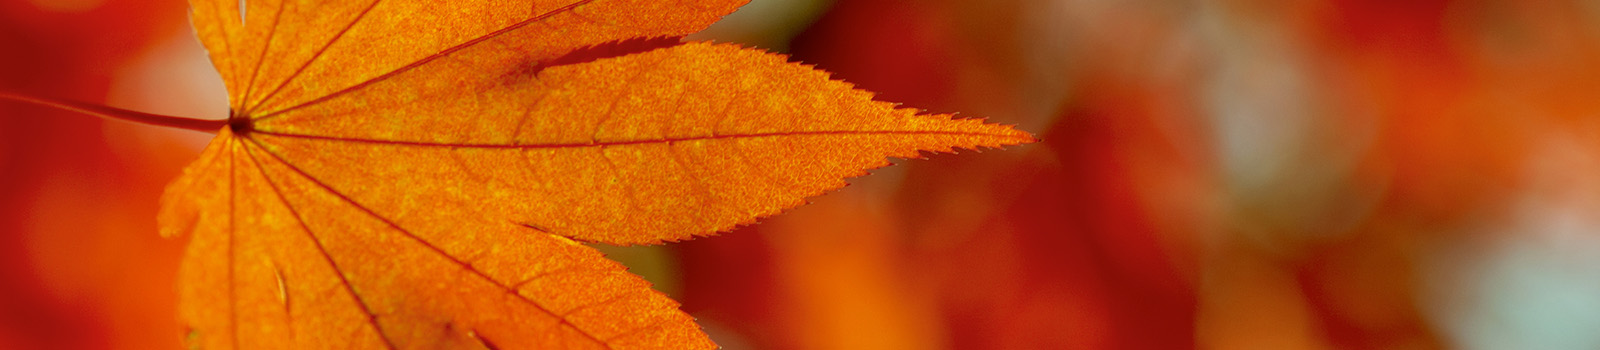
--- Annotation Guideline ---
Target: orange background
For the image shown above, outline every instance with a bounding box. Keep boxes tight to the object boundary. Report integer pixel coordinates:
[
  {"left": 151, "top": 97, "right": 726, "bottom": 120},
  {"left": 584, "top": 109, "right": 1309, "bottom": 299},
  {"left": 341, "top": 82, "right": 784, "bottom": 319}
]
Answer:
[{"left": 5, "top": 0, "right": 1600, "bottom": 349}]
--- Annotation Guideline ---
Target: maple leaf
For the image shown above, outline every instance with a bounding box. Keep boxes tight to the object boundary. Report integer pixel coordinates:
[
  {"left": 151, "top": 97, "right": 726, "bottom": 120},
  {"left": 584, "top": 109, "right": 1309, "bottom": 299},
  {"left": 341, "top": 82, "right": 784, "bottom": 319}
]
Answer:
[{"left": 84, "top": 0, "right": 1039, "bottom": 349}]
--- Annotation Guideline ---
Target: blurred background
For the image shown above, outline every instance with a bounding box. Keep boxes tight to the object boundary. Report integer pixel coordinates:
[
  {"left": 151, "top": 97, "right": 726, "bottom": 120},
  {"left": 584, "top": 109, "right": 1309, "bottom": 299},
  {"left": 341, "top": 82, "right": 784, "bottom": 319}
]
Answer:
[{"left": 4, "top": 0, "right": 1600, "bottom": 349}]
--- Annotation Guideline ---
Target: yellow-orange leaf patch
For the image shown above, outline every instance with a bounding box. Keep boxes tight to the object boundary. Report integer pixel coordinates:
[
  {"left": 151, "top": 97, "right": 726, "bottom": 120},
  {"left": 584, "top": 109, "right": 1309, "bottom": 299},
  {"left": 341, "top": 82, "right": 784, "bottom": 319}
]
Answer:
[{"left": 160, "top": 0, "right": 1034, "bottom": 348}]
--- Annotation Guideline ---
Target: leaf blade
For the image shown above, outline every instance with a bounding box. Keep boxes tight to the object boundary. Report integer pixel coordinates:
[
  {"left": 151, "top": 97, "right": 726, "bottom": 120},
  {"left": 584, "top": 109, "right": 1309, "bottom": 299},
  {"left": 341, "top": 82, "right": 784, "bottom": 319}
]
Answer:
[
  {"left": 249, "top": 42, "right": 1033, "bottom": 245},
  {"left": 170, "top": 1, "right": 1033, "bottom": 348},
  {"left": 170, "top": 131, "right": 713, "bottom": 349},
  {"left": 186, "top": 0, "right": 748, "bottom": 117}
]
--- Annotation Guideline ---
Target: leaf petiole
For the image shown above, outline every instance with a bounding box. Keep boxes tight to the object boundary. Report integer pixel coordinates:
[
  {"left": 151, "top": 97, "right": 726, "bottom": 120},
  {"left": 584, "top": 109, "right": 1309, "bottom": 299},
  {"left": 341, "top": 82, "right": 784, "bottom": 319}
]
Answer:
[{"left": 0, "top": 90, "right": 226, "bottom": 132}]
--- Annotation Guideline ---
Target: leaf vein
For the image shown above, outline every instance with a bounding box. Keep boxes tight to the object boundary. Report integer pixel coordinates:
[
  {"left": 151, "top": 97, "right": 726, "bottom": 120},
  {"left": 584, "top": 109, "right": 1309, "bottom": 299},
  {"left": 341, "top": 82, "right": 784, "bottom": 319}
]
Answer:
[
  {"left": 602, "top": 316, "right": 673, "bottom": 343},
  {"left": 558, "top": 288, "right": 633, "bottom": 318},
  {"left": 240, "top": 139, "right": 400, "bottom": 350},
  {"left": 245, "top": 0, "right": 387, "bottom": 115},
  {"left": 597, "top": 146, "right": 645, "bottom": 224},
  {"left": 510, "top": 266, "right": 616, "bottom": 291},
  {"left": 252, "top": 129, "right": 1024, "bottom": 149},
  {"left": 237, "top": 2, "right": 288, "bottom": 113},
  {"left": 252, "top": 0, "right": 600, "bottom": 121},
  {"left": 664, "top": 141, "right": 713, "bottom": 214},
  {"left": 244, "top": 137, "right": 615, "bottom": 349},
  {"left": 729, "top": 139, "right": 786, "bottom": 192},
  {"left": 226, "top": 138, "right": 241, "bottom": 350}
]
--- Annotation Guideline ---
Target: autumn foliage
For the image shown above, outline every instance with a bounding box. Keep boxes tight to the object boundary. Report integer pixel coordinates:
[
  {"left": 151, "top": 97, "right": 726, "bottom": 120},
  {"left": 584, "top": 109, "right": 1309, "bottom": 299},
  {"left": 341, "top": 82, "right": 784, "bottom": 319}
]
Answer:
[
  {"left": 7, "top": 0, "right": 1600, "bottom": 350},
  {"left": 148, "top": 0, "right": 1034, "bottom": 349}
]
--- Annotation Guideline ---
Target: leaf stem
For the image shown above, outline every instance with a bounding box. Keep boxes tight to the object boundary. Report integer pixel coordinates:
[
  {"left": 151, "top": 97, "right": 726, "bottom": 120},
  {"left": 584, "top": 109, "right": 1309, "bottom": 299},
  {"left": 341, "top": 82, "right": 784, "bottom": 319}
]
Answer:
[{"left": 0, "top": 90, "right": 226, "bottom": 132}]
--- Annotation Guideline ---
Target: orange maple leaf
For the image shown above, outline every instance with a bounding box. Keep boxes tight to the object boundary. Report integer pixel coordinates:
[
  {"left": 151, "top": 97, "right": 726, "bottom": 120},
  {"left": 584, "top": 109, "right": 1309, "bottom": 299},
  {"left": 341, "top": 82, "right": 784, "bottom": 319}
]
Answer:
[{"left": 82, "top": 0, "right": 1038, "bottom": 349}]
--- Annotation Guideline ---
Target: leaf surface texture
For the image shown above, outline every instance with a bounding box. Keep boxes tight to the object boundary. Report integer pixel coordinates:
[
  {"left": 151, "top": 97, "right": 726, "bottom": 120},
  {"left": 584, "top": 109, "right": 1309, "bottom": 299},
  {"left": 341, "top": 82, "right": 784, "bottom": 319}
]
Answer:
[{"left": 163, "top": 0, "right": 1034, "bottom": 348}]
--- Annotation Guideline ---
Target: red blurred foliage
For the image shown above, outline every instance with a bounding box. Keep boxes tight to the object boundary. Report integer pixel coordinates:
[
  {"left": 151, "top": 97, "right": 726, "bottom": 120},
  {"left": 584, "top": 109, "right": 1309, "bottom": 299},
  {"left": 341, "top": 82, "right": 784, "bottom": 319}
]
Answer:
[
  {"left": 0, "top": 0, "right": 192, "bottom": 349},
  {"left": 681, "top": 0, "right": 1206, "bottom": 349},
  {"left": 1287, "top": 1, "right": 1600, "bottom": 349},
  {"left": 680, "top": 0, "right": 1600, "bottom": 350}
]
